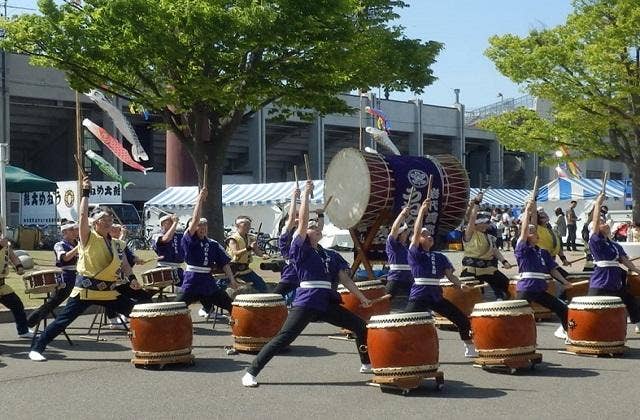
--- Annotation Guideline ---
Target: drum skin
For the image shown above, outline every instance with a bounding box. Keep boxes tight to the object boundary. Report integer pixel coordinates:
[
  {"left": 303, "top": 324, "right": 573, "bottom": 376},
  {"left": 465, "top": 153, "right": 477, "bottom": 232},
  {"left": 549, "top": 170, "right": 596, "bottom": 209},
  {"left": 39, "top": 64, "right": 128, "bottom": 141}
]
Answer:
[
  {"left": 567, "top": 304, "right": 626, "bottom": 344},
  {"left": 470, "top": 301, "right": 537, "bottom": 357},
  {"left": 339, "top": 282, "right": 390, "bottom": 321},
  {"left": 130, "top": 312, "right": 192, "bottom": 354},
  {"left": 367, "top": 314, "right": 439, "bottom": 373},
  {"left": 231, "top": 305, "right": 288, "bottom": 341}
]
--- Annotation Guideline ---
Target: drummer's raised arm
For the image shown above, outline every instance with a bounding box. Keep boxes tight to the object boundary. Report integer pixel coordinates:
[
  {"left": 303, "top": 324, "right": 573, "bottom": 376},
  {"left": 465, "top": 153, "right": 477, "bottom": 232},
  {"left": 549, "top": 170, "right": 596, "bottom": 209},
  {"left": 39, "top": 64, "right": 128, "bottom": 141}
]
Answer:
[
  {"left": 188, "top": 187, "right": 207, "bottom": 237},
  {"left": 411, "top": 199, "right": 429, "bottom": 248},
  {"left": 284, "top": 186, "right": 300, "bottom": 233},
  {"left": 79, "top": 176, "right": 92, "bottom": 246},
  {"left": 464, "top": 203, "right": 479, "bottom": 242},
  {"left": 296, "top": 180, "right": 313, "bottom": 240}
]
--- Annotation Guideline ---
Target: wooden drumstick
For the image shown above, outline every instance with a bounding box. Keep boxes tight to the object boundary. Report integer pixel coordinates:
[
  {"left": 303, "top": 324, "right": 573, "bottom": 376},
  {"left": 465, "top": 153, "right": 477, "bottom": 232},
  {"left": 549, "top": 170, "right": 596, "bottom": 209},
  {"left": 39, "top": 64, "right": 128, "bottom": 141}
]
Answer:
[
  {"left": 304, "top": 154, "right": 314, "bottom": 199},
  {"left": 365, "top": 294, "right": 391, "bottom": 306},
  {"left": 294, "top": 165, "right": 299, "bottom": 189},
  {"left": 406, "top": 186, "right": 415, "bottom": 207},
  {"left": 470, "top": 282, "right": 488, "bottom": 290},
  {"left": 74, "top": 154, "right": 87, "bottom": 178},
  {"left": 628, "top": 255, "right": 640, "bottom": 263},
  {"left": 425, "top": 174, "right": 433, "bottom": 203},
  {"left": 568, "top": 280, "right": 589, "bottom": 287},
  {"left": 567, "top": 255, "right": 587, "bottom": 265},
  {"left": 531, "top": 176, "right": 539, "bottom": 201},
  {"left": 323, "top": 195, "right": 334, "bottom": 213},
  {"left": 203, "top": 163, "right": 208, "bottom": 189},
  {"left": 601, "top": 171, "right": 608, "bottom": 195}
]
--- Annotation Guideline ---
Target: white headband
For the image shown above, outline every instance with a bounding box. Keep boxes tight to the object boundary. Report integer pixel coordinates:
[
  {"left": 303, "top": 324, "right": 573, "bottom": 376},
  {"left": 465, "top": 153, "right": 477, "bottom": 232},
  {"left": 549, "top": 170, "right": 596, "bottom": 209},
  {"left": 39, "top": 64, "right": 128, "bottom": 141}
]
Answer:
[
  {"left": 159, "top": 214, "right": 173, "bottom": 223},
  {"left": 89, "top": 210, "right": 109, "bottom": 224},
  {"left": 198, "top": 218, "right": 208, "bottom": 225},
  {"left": 61, "top": 222, "right": 78, "bottom": 231}
]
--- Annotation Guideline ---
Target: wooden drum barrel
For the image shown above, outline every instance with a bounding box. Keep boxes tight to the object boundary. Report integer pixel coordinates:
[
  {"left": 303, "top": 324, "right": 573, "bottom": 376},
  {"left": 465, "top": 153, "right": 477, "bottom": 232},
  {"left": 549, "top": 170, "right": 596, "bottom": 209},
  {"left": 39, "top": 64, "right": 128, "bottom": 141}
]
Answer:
[
  {"left": 509, "top": 275, "right": 556, "bottom": 320},
  {"left": 230, "top": 293, "right": 288, "bottom": 352},
  {"left": 338, "top": 279, "right": 390, "bottom": 321},
  {"left": 470, "top": 300, "right": 537, "bottom": 359},
  {"left": 434, "top": 277, "right": 483, "bottom": 326},
  {"left": 567, "top": 296, "right": 627, "bottom": 354},
  {"left": 564, "top": 272, "right": 590, "bottom": 301},
  {"left": 129, "top": 302, "right": 194, "bottom": 366},
  {"left": 627, "top": 272, "right": 640, "bottom": 297},
  {"left": 367, "top": 312, "right": 439, "bottom": 380}
]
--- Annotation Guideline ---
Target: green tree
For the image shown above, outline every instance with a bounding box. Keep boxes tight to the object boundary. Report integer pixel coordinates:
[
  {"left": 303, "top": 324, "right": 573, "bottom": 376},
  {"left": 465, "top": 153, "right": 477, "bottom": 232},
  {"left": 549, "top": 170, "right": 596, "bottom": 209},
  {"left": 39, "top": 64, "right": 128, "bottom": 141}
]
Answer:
[
  {"left": 481, "top": 0, "right": 640, "bottom": 221},
  {"left": 1, "top": 0, "right": 442, "bottom": 240}
]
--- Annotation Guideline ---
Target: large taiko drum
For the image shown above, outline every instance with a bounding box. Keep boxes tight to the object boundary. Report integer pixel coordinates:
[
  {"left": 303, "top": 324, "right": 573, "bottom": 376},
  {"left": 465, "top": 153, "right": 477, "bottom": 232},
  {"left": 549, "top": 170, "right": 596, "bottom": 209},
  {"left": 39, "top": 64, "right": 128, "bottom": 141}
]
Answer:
[
  {"left": 141, "top": 267, "right": 179, "bottom": 289},
  {"left": 230, "top": 294, "right": 288, "bottom": 352},
  {"left": 470, "top": 300, "right": 537, "bottom": 359},
  {"left": 567, "top": 296, "right": 627, "bottom": 354},
  {"left": 564, "top": 272, "right": 590, "bottom": 300},
  {"left": 325, "top": 148, "right": 469, "bottom": 234},
  {"left": 367, "top": 312, "right": 439, "bottom": 379},
  {"left": 627, "top": 272, "right": 640, "bottom": 297},
  {"left": 338, "top": 279, "right": 390, "bottom": 321},
  {"left": 508, "top": 275, "right": 557, "bottom": 319},
  {"left": 434, "top": 277, "right": 483, "bottom": 325},
  {"left": 23, "top": 269, "right": 62, "bottom": 294},
  {"left": 129, "top": 302, "right": 194, "bottom": 366}
]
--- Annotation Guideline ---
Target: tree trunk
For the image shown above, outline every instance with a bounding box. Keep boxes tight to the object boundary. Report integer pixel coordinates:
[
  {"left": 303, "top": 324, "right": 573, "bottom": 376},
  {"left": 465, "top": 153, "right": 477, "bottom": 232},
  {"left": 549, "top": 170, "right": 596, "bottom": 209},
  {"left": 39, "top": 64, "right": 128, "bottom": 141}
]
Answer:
[{"left": 631, "top": 164, "right": 640, "bottom": 226}]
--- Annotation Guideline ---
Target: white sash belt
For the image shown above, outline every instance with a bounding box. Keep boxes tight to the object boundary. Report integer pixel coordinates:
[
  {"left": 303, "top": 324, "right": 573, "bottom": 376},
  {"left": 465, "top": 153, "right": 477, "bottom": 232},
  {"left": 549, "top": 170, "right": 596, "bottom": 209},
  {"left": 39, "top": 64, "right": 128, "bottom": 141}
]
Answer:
[
  {"left": 300, "top": 281, "right": 332, "bottom": 289},
  {"left": 185, "top": 265, "right": 211, "bottom": 273},
  {"left": 519, "top": 272, "right": 548, "bottom": 280},
  {"left": 389, "top": 264, "right": 411, "bottom": 271},
  {"left": 158, "top": 261, "right": 182, "bottom": 268},
  {"left": 594, "top": 260, "right": 620, "bottom": 268},
  {"left": 413, "top": 278, "right": 441, "bottom": 286},
  {"left": 61, "top": 266, "right": 76, "bottom": 271}
]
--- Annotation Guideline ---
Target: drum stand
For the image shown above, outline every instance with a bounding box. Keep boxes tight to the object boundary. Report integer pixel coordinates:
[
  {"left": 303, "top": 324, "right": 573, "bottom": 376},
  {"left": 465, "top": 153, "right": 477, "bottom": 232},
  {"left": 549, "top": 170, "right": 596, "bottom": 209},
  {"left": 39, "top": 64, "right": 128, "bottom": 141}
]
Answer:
[
  {"left": 30, "top": 294, "right": 74, "bottom": 347},
  {"left": 349, "top": 211, "right": 390, "bottom": 280},
  {"left": 473, "top": 352, "right": 543, "bottom": 374},
  {"left": 367, "top": 371, "right": 445, "bottom": 395},
  {"left": 81, "top": 307, "right": 129, "bottom": 341}
]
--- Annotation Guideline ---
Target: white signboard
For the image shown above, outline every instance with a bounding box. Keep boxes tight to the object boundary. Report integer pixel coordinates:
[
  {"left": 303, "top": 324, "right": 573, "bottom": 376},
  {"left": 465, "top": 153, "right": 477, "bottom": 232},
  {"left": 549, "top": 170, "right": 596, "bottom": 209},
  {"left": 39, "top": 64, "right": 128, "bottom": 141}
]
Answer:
[{"left": 20, "top": 181, "right": 122, "bottom": 225}]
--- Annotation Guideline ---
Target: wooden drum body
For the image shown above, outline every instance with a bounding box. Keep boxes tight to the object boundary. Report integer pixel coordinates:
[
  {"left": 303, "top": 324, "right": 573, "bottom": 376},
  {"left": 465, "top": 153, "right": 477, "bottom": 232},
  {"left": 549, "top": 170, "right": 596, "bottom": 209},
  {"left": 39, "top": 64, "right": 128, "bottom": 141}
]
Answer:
[
  {"left": 435, "top": 277, "right": 483, "bottom": 326},
  {"left": 23, "top": 269, "right": 62, "bottom": 294},
  {"left": 129, "top": 302, "right": 194, "bottom": 366},
  {"left": 508, "top": 275, "right": 556, "bottom": 320},
  {"left": 470, "top": 300, "right": 537, "bottom": 359},
  {"left": 367, "top": 312, "right": 439, "bottom": 380},
  {"left": 564, "top": 272, "right": 590, "bottom": 300},
  {"left": 230, "top": 293, "right": 288, "bottom": 352},
  {"left": 141, "top": 267, "right": 178, "bottom": 289},
  {"left": 567, "top": 296, "right": 627, "bottom": 354},
  {"left": 338, "top": 280, "right": 390, "bottom": 321},
  {"left": 627, "top": 272, "right": 640, "bottom": 297}
]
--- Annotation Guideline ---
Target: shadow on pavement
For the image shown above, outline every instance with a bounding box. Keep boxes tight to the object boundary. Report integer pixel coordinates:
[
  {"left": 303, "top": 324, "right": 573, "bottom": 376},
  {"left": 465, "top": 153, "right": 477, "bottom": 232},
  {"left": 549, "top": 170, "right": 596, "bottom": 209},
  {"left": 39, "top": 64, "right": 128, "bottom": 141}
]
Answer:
[
  {"left": 374, "top": 380, "right": 508, "bottom": 399},
  {"left": 260, "top": 380, "right": 367, "bottom": 387},
  {"left": 279, "top": 345, "right": 336, "bottom": 358}
]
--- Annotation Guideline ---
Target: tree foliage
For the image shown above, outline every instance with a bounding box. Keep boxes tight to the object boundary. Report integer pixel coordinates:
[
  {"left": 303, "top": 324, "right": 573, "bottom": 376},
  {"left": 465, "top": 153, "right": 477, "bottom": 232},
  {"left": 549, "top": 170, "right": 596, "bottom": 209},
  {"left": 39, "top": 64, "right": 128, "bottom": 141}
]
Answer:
[{"left": 1, "top": 0, "right": 442, "bottom": 239}]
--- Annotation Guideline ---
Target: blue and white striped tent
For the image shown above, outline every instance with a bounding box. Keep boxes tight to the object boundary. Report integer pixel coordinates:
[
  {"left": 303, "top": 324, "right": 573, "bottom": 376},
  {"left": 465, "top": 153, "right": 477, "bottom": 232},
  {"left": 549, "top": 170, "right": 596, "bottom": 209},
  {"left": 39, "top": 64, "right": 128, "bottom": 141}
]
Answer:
[
  {"left": 537, "top": 178, "right": 625, "bottom": 202},
  {"left": 145, "top": 181, "right": 324, "bottom": 210},
  {"left": 469, "top": 187, "right": 530, "bottom": 208}
]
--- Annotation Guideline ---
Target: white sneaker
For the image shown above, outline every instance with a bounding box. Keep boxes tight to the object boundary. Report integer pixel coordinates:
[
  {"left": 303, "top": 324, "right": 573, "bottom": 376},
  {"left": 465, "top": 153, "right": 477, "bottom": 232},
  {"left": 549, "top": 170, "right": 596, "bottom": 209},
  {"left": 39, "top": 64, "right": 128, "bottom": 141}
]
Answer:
[
  {"left": 109, "top": 318, "right": 127, "bottom": 330},
  {"left": 635, "top": 325, "right": 640, "bottom": 334},
  {"left": 28, "top": 351, "right": 47, "bottom": 362},
  {"left": 242, "top": 372, "right": 259, "bottom": 387},
  {"left": 464, "top": 342, "right": 478, "bottom": 358},
  {"left": 198, "top": 308, "right": 208, "bottom": 318},
  {"left": 359, "top": 363, "right": 373, "bottom": 374},
  {"left": 554, "top": 325, "right": 567, "bottom": 339},
  {"left": 18, "top": 331, "right": 34, "bottom": 339}
]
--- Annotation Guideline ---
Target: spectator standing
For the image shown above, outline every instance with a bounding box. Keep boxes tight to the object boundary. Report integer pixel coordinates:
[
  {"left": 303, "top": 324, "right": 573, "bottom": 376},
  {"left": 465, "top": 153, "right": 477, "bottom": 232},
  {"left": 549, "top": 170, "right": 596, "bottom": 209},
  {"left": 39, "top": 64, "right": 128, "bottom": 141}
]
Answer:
[
  {"left": 554, "top": 207, "right": 567, "bottom": 251},
  {"left": 565, "top": 200, "right": 578, "bottom": 251}
]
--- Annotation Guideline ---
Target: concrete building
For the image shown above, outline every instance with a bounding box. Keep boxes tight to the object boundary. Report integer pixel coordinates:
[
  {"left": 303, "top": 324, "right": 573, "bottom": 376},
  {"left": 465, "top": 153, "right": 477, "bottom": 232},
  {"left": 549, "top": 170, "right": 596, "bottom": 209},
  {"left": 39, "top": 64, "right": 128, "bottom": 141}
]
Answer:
[{"left": 0, "top": 53, "right": 627, "bottom": 223}]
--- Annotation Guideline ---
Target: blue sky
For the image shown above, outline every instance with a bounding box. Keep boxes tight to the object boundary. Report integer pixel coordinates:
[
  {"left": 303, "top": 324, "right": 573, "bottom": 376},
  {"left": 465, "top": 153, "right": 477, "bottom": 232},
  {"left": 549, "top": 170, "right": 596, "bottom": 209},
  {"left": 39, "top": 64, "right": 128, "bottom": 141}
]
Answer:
[{"left": 6, "top": 0, "right": 573, "bottom": 109}]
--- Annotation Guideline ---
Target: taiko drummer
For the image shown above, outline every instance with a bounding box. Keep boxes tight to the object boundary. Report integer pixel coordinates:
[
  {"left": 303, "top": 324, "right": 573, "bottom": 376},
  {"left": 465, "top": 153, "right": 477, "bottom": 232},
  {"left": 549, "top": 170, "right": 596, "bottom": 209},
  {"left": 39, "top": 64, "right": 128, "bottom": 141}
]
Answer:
[
  {"left": 589, "top": 192, "right": 640, "bottom": 334},
  {"left": 514, "top": 200, "right": 573, "bottom": 339},
  {"left": 382, "top": 206, "right": 413, "bottom": 304},
  {"left": 242, "top": 180, "right": 373, "bottom": 387},
  {"left": 406, "top": 197, "right": 477, "bottom": 358}
]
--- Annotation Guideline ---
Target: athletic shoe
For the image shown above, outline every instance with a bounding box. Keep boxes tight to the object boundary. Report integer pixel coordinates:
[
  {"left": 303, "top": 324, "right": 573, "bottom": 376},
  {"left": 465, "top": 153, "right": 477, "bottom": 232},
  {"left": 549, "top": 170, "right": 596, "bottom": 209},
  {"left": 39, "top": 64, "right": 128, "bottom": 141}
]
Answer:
[
  {"left": 198, "top": 308, "right": 208, "bottom": 317},
  {"left": 109, "top": 318, "right": 127, "bottom": 330},
  {"left": 18, "top": 331, "right": 34, "bottom": 339},
  {"left": 28, "top": 351, "right": 47, "bottom": 362},
  {"left": 554, "top": 325, "right": 567, "bottom": 339},
  {"left": 241, "top": 372, "right": 259, "bottom": 387},
  {"left": 635, "top": 325, "right": 640, "bottom": 334},
  {"left": 359, "top": 363, "right": 373, "bottom": 374},
  {"left": 464, "top": 342, "right": 478, "bottom": 358}
]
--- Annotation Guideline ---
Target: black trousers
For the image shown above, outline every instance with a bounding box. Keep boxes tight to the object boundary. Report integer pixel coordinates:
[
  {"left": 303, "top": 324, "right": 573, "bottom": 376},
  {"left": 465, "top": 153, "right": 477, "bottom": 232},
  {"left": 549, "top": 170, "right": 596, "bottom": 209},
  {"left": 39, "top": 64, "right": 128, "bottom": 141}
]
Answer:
[
  {"left": 405, "top": 298, "right": 471, "bottom": 341},
  {"left": 27, "top": 279, "right": 75, "bottom": 328},
  {"left": 248, "top": 305, "right": 370, "bottom": 376},
  {"left": 461, "top": 269, "right": 510, "bottom": 300},
  {"left": 106, "top": 284, "right": 155, "bottom": 319},
  {"left": 517, "top": 290, "right": 568, "bottom": 330},
  {"left": 566, "top": 224, "right": 577, "bottom": 250},
  {"left": 176, "top": 288, "right": 233, "bottom": 313},
  {"left": 0, "top": 291, "right": 29, "bottom": 335},
  {"left": 588, "top": 287, "right": 640, "bottom": 324},
  {"left": 274, "top": 282, "right": 297, "bottom": 297}
]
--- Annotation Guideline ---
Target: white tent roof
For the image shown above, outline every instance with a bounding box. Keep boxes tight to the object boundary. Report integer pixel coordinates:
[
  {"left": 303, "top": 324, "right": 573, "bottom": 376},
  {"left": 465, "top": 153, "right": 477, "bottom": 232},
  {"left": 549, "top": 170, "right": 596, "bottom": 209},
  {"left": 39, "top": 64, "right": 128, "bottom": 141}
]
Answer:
[
  {"left": 537, "top": 178, "right": 626, "bottom": 201},
  {"left": 144, "top": 181, "right": 324, "bottom": 210}
]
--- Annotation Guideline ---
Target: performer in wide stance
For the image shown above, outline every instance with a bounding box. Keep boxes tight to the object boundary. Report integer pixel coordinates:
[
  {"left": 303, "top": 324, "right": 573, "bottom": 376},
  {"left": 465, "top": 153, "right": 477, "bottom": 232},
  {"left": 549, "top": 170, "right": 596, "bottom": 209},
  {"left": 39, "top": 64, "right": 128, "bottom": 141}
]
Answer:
[
  {"left": 30, "top": 177, "right": 139, "bottom": 361},
  {"left": 242, "top": 180, "right": 372, "bottom": 387},
  {"left": 27, "top": 220, "right": 79, "bottom": 328},
  {"left": 515, "top": 200, "right": 573, "bottom": 339},
  {"left": 406, "top": 197, "right": 477, "bottom": 358},
  {"left": 588, "top": 192, "right": 640, "bottom": 334},
  {"left": 274, "top": 186, "right": 301, "bottom": 299},
  {"left": 380, "top": 206, "right": 413, "bottom": 306}
]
